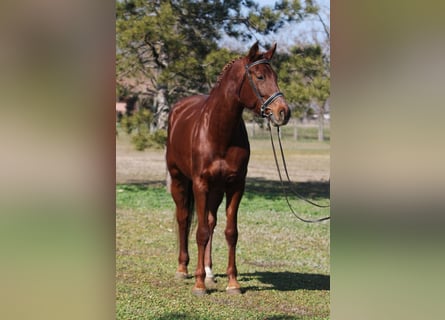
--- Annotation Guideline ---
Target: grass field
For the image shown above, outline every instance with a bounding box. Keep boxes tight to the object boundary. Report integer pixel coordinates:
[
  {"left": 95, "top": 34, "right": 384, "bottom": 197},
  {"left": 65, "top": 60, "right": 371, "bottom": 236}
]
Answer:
[{"left": 116, "top": 124, "right": 330, "bottom": 319}]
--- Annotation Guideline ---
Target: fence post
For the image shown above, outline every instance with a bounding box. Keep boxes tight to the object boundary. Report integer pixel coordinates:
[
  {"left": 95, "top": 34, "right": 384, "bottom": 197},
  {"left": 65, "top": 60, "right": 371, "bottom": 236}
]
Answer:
[{"left": 318, "top": 114, "right": 324, "bottom": 142}]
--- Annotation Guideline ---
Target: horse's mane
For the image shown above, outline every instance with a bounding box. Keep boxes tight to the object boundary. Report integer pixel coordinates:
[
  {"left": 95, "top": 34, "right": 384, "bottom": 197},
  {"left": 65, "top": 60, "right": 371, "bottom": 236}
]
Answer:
[{"left": 210, "top": 56, "right": 243, "bottom": 94}]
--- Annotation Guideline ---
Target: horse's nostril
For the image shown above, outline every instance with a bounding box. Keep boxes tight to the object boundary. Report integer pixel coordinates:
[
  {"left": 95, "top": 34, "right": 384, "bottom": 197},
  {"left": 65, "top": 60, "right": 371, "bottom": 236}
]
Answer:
[{"left": 277, "top": 108, "right": 290, "bottom": 125}]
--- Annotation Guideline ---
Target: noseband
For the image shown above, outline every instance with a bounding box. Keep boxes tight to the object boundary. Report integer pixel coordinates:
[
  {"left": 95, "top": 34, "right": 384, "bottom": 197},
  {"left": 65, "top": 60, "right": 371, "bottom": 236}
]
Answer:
[{"left": 244, "top": 59, "right": 284, "bottom": 118}]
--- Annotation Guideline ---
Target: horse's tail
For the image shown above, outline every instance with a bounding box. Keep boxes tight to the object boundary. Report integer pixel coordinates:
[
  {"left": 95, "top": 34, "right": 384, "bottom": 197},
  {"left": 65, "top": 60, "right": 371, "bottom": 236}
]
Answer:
[
  {"left": 166, "top": 171, "right": 172, "bottom": 193},
  {"left": 186, "top": 182, "right": 196, "bottom": 237},
  {"left": 165, "top": 147, "right": 171, "bottom": 193}
]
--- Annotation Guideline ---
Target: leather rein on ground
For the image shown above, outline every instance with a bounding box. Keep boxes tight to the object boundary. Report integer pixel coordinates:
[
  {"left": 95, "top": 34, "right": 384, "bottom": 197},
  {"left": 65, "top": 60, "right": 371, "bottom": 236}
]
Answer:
[{"left": 267, "top": 120, "right": 331, "bottom": 223}]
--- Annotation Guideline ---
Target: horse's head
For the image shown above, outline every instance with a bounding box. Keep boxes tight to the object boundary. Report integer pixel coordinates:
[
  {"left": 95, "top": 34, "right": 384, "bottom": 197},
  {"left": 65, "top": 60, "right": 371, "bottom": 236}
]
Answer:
[{"left": 239, "top": 42, "right": 291, "bottom": 126}]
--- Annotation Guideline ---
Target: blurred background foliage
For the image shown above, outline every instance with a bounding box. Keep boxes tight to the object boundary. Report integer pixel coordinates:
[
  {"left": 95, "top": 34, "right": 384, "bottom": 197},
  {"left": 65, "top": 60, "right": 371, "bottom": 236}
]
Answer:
[{"left": 116, "top": 0, "right": 330, "bottom": 149}]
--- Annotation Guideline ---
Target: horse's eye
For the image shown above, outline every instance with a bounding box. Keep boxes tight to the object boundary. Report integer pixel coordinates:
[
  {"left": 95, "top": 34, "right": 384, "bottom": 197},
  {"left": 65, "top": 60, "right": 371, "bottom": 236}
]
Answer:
[{"left": 256, "top": 74, "right": 264, "bottom": 80}]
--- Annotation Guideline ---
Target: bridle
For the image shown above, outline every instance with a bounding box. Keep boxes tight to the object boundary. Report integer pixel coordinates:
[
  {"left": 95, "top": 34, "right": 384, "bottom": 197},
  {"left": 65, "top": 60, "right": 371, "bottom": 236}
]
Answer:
[
  {"left": 239, "top": 59, "right": 330, "bottom": 223},
  {"left": 242, "top": 59, "right": 284, "bottom": 118}
]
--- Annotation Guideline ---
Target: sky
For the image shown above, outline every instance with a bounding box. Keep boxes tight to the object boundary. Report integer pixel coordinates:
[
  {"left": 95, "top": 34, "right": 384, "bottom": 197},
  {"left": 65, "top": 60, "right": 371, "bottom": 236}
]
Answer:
[{"left": 220, "top": 0, "right": 330, "bottom": 53}]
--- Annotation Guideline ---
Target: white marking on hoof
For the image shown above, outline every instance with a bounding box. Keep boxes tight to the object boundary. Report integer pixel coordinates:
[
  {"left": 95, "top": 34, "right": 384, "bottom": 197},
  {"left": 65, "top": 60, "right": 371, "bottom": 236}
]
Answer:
[
  {"left": 205, "top": 266, "right": 214, "bottom": 278},
  {"left": 205, "top": 277, "right": 217, "bottom": 288}
]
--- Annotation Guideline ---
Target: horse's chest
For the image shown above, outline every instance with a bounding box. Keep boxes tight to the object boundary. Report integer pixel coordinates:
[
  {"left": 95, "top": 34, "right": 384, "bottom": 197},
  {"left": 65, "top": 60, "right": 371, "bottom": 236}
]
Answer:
[
  {"left": 199, "top": 150, "right": 249, "bottom": 186},
  {"left": 201, "top": 159, "right": 237, "bottom": 184}
]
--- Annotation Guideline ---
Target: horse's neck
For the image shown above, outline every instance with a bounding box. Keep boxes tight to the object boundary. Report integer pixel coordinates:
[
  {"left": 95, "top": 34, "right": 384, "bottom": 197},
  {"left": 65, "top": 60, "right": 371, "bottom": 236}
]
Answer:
[
  {"left": 198, "top": 60, "right": 246, "bottom": 150},
  {"left": 202, "top": 89, "right": 243, "bottom": 149}
]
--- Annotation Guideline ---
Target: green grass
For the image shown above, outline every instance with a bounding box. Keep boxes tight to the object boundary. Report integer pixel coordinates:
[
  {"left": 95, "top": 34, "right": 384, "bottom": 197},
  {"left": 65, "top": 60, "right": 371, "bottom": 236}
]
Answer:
[{"left": 116, "top": 181, "right": 330, "bottom": 319}]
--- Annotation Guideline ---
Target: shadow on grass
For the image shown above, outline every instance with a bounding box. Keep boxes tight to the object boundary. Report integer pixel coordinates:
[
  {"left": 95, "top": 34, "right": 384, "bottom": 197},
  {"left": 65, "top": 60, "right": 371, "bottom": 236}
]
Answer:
[
  {"left": 245, "top": 177, "right": 330, "bottom": 200},
  {"left": 117, "top": 180, "right": 166, "bottom": 189},
  {"left": 117, "top": 177, "right": 330, "bottom": 200},
  {"left": 238, "top": 271, "right": 330, "bottom": 292}
]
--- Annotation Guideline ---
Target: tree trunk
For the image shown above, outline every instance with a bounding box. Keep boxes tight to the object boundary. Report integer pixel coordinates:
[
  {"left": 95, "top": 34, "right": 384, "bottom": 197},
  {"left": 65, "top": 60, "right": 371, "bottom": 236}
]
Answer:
[
  {"left": 318, "top": 101, "right": 326, "bottom": 142},
  {"left": 152, "top": 87, "right": 169, "bottom": 132}
]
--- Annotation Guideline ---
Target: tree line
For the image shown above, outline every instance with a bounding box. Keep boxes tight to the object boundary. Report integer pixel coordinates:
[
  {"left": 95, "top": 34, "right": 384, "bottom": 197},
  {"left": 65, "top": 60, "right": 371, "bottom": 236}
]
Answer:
[{"left": 116, "top": 0, "right": 330, "bottom": 149}]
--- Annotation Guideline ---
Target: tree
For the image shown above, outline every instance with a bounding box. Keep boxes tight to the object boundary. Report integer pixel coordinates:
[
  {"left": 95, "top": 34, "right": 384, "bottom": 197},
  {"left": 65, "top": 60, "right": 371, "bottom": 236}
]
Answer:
[
  {"left": 274, "top": 44, "right": 329, "bottom": 141},
  {"left": 116, "top": 0, "right": 326, "bottom": 149}
]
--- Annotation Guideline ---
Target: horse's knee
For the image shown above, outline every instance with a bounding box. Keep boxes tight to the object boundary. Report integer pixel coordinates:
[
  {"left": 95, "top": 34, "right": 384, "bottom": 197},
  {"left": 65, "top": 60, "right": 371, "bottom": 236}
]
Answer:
[
  {"left": 176, "top": 212, "right": 190, "bottom": 224},
  {"left": 196, "top": 226, "right": 210, "bottom": 246},
  {"left": 225, "top": 227, "right": 238, "bottom": 245}
]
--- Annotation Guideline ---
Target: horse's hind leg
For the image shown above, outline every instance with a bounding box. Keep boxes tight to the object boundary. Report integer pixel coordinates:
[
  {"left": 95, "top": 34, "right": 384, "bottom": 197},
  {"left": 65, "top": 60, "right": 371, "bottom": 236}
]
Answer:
[{"left": 170, "top": 174, "right": 193, "bottom": 279}]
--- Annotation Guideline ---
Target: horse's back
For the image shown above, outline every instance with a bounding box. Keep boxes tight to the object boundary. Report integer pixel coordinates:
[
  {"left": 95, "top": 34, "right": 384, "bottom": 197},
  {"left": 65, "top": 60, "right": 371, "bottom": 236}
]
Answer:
[
  {"left": 169, "top": 95, "right": 207, "bottom": 127},
  {"left": 166, "top": 95, "right": 208, "bottom": 179}
]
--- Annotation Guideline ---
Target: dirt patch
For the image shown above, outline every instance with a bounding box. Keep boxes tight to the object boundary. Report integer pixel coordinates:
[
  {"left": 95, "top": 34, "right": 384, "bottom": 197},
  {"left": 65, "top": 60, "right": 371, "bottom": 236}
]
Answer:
[{"left": 116, "top": 135, "right": 330, "bottom": 184}]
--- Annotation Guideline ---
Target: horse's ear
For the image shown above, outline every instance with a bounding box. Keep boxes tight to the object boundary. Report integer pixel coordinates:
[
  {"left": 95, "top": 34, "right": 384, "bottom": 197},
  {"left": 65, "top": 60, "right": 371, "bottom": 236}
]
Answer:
[
  {"left": 264, "top": 42, "right": 277, "bottom": 60},
  {"left": 246, "top": 41, "right": 260, "bottom": 61}
]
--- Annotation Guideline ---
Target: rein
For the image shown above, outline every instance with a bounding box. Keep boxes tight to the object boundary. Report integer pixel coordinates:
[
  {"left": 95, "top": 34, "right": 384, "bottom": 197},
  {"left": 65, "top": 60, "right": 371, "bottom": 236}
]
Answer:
[
  {"left": 243, "top": 59, "right": 330, "bottom": 222},
  {"left": 245, "top": 59, "right": 284, "bottom": 118},
  {"left": 267, "top": 120, "right": 331, "bottom": 223}
]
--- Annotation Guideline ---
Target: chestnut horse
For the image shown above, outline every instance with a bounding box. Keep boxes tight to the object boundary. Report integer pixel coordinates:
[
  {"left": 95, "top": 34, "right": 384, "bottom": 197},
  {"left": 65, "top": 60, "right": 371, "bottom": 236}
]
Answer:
[{"left": 166, "top": 42, "right": 290, "bottom": 295}]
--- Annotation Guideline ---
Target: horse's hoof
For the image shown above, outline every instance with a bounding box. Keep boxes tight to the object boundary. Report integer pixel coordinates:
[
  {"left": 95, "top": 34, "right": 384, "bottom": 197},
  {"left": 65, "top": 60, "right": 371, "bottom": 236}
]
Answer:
[
  {"left": 192, "top": 287, "right": 207, "bottom": 296},
  {"left": 205, "top": 276, "right": 217, "bottom": 288},
  {"left": 175, "top": 271, "right": 189, "bottom": 280},
  {"left": 226, "top": 286, "right": 241, "bottom": 295}
]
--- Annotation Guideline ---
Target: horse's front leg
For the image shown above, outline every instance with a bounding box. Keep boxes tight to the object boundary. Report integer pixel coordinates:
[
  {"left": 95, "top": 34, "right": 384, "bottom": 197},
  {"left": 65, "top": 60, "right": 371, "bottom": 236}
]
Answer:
[
  {"left": 192, "top": 180, "right": 210, "bottom": 296},
  {"left": 225, "top": 183, "right": 245, "bottom": 294},
  {"left": 204, "top": 191, "right": 223, "bottom": 288}
]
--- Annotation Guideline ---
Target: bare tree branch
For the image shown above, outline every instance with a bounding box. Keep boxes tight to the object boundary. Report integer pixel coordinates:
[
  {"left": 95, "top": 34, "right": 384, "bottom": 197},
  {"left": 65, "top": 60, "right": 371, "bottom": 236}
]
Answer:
[
  {"left": 144, "top": 34, "right": 167, "bottom": 69},
  {"left": 316, "top": 12, "right": 330, "bottom": 40}
]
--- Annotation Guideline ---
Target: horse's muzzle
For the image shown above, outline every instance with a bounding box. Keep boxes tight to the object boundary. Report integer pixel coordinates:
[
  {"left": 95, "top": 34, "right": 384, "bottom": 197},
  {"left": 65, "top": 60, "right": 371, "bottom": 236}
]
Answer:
[{"left": 269, "top": 105, "right": 291, "bottom": 127}]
